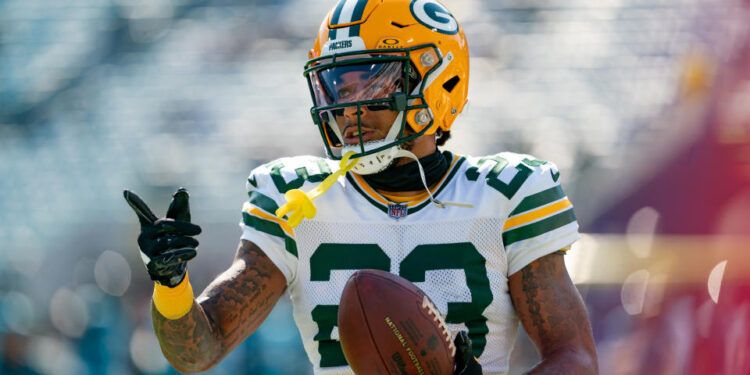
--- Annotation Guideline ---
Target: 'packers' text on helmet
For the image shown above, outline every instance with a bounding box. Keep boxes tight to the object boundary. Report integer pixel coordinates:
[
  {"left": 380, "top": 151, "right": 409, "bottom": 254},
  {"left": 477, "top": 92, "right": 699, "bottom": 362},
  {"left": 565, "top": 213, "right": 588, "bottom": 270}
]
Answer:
[{"left": 305, "top": 0, "right": 469, "bottom": 174}]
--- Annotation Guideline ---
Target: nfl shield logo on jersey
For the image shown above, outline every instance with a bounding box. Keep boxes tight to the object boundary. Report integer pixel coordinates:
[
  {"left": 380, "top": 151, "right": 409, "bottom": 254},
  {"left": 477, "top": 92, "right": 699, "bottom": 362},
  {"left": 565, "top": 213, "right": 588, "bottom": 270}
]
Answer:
[{"left": 388, "top": 203, "right": 408, "bottom": 219}]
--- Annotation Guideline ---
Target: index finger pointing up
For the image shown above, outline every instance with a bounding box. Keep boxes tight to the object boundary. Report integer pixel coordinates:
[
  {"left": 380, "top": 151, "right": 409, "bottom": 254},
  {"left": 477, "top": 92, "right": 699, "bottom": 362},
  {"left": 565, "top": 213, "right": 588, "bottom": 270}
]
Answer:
[{"left": 123, "top": 190, "right": 158, "bottom": 226}]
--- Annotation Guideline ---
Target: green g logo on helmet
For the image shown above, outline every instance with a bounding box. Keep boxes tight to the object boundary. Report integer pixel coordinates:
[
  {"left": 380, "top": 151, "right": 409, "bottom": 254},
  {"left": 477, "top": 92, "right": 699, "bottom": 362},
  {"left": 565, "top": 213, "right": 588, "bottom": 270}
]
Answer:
[{"left": 410, "top": 0, "right": 459, "bottom": 35}]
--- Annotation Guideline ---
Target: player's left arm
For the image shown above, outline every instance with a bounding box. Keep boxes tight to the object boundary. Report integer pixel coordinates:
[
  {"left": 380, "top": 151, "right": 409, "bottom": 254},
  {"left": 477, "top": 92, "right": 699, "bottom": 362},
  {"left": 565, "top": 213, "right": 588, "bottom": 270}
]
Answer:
[{"left": 508, "top": 251, "right": 598, "bottom": 375}]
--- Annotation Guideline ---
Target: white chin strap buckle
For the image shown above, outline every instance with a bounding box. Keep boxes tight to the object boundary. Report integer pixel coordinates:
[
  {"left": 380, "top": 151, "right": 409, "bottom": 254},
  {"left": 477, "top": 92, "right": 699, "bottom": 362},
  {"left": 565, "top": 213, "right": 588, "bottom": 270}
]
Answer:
[{"left": 348, "top": 146, "right": 398, "bottom": 175}]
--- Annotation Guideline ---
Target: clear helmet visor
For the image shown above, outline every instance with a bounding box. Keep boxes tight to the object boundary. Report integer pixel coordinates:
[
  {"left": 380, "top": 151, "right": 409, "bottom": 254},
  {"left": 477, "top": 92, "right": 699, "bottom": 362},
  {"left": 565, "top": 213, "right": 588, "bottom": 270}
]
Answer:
[{"left": 311, "top": 61, "right": 405, "bottom": 108}]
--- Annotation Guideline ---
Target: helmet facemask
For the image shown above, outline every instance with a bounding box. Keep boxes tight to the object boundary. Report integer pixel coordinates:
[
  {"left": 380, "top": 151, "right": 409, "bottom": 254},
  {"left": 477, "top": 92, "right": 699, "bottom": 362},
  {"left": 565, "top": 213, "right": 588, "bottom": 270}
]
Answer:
[{"left": 305, "top": 45, "right": 443, "bottom": 175}]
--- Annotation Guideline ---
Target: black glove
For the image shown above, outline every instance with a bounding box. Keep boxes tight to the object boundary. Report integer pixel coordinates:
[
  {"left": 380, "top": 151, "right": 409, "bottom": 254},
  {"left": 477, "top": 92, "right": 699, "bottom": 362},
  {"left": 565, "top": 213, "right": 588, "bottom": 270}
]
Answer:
[
  {"left": 454, "top": 331, "right": 483, "bottom": 375},
  {"left": 123, "top": 188, "right": 201, "bottom": 287}
]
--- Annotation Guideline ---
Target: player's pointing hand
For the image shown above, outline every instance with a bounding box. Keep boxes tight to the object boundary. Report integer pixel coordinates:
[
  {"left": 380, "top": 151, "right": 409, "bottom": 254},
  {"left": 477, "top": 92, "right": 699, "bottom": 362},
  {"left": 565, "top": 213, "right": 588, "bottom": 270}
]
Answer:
[{"left": 124, "top": 188, "right": 201, "bottom": 288}]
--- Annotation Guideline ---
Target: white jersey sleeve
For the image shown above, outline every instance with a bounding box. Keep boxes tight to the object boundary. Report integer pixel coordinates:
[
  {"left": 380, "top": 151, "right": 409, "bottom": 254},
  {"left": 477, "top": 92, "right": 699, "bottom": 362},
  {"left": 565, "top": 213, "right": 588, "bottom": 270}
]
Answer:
[
  {"left": 500, "top": 156, "right": 580, "bottom": 276},
  {"left": 239, "top": 160, "right": 301, "bottom": 285}
]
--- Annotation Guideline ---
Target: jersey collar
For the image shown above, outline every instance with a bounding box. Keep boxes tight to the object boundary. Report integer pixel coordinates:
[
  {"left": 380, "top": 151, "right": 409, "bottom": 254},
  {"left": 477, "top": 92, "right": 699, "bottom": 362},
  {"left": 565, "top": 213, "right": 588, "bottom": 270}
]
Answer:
[{"left": 346, "top": 152, "right": 466, "bottom": 216}]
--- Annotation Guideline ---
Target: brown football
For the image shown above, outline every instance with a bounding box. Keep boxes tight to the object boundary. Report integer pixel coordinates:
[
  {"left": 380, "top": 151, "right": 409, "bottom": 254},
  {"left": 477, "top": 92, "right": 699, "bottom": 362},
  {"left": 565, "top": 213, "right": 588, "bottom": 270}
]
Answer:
[{"left": 337, "top": 269, "right": 456, "bottom": 375}]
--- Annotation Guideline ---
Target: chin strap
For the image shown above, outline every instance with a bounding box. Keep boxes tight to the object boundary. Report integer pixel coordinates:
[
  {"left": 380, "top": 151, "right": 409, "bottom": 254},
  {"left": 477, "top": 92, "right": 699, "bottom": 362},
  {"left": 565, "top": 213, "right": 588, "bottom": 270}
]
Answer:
[
  {"left": 276, "top": 151, "right": 359, "bottom": 228},
  {"left": 393, "top": 149, "right": 474, "bottom": 209}
]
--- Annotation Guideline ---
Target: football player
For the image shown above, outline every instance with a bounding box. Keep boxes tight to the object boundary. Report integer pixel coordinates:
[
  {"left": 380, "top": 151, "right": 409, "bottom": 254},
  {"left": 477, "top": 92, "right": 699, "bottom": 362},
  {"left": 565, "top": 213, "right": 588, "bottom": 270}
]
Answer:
[{"left": 124, "top": 0, "right": 598, "bottom": 374}]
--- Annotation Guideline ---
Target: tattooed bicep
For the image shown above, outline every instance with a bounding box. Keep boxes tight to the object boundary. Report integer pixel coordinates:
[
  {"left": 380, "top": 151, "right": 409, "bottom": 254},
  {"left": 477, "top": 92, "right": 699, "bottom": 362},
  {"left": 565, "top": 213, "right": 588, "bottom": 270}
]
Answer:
[
  {"left": 235, "top": 239, "right": 269, "bottom": 262},
  {"left": 508, "top": 251, "right": 591, "bottom": 356}
]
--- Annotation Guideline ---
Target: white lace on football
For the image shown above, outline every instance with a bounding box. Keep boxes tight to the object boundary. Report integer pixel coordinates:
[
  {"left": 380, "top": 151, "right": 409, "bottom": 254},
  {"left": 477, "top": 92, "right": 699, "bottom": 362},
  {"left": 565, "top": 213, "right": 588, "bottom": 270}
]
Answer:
[
  {"left": 422, "top": 295, "right": 457, "bottom": 357},
  {"left": 394, "top": 148, "right": 474, "bottom": 209}
]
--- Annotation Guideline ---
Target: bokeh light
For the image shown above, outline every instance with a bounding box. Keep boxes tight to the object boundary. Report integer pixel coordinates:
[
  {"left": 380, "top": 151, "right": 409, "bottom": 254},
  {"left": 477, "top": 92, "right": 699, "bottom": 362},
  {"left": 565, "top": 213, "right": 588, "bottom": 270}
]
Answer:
[
  {"left": 49, "top": 287, "right": 89, "bottom": 338},
  {"left": 129, "top": 327, "right": 169, "bottom": 374},
  {"left": 94, "top": 250, "right": 132, "bottom": 296},
  {"left": 626, "top": 206, "right": 660, "bottom": 259},
  {"left": 27, "top": 336, "right": 86, "bottom": 375},
  {"left": 621, "top": 269, "right": 650, "bottom": 315},
  {"left": 6, "top": 227, "right": 44, "bottom": 277},
  {"left": 708, "top": 260, "right": 728, "bottom": 303},
  {"left": 1, "top": 291, "right": 35, "bottom": 335}
]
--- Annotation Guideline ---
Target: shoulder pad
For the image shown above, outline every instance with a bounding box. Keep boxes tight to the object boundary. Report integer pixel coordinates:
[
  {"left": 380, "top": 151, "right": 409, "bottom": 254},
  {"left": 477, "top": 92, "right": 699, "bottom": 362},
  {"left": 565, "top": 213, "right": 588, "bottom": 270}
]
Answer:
[
  {"left": 463, "top": 152, "right": 559, "bottom": 202},
  {"left": 247, "top": 155, "right": 335, "bottom": 195}
]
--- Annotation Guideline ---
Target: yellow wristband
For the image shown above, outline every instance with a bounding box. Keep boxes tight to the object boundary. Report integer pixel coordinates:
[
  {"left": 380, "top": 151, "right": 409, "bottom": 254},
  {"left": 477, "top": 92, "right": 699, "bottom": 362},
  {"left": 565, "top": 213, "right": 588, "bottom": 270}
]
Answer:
[{"left": 152, "top": 272, "right": 194, "bottom": 320}]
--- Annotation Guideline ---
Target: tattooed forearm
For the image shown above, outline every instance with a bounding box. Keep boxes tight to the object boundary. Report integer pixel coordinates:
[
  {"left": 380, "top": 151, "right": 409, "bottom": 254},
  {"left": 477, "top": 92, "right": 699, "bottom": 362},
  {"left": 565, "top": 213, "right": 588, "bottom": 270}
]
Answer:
[
  {"left": 509, "top": 252, "right": 598, "bottom": 375},
  {"left": 152, "top": 301, "right": 220, "bottom": 373},
  {"left": 151, "top": 240, "right": 287, "bottom": 373},
  {"left": 520, "top": 266, "right": 552, "bottom": 345},
  {"left": 200, "top": 252, "right": 280, "bottom": 351}
]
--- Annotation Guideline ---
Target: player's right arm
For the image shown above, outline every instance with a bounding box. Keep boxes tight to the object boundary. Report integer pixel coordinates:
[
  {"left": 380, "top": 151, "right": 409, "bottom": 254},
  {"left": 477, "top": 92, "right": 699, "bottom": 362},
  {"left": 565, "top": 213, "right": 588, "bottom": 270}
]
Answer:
[
  {"left": 151, "top": 239, "right": 286, "bottom": 373},
  {"left": 123, "top": 189, "right": 287, "bottom": 373}
]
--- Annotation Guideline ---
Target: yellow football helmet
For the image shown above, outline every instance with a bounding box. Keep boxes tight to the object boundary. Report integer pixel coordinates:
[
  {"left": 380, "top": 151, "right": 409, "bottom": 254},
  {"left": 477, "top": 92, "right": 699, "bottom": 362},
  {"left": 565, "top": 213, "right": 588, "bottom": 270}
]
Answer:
[{"left": 305, "top": 0, "right": 469, "bottom": 174}]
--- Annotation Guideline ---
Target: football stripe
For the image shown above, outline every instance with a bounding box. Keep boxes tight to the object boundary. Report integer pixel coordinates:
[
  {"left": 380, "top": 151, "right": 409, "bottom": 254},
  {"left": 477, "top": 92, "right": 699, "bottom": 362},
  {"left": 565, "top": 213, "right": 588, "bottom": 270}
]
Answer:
[
  {"left": 346, "top": 173, "right": 389, "bottom": 213},
  {"left": 348, "top": 0, "right": 368, "bottom": 37},
  {"left": 502, "top": 208, "right": 577, "bottom": 246},
  {"left": 330, "top": 0, "right": 346, "bottom": 25},
  {"left": 328, "top": 0, "right": 347, "bottom": 40},
  {"left": 336, "top": 0, "right": 361, "bottom": 26},
  {"left": 241, "top": 211, "right": 298, "bottom": 257},
  {"left": 242, "top": 204, "right": 294, "bottom": 236},
  {"left": 509, "top": 185, "right": 565, "bottom": 216},
  {"left": 284, "top": 237, "right": 298, "bottom": 258},
  {"left": 247, "top": 190, "right": 279, "bottom": 216},
  {"left": 350, "top": 173, "right": 391, "bottom": 206},
  {"left": 242, "top": 210, "right": 284, "bottom": 237},
  {"left": 503, "top": 198, "right": 572, "bottom": 231}
]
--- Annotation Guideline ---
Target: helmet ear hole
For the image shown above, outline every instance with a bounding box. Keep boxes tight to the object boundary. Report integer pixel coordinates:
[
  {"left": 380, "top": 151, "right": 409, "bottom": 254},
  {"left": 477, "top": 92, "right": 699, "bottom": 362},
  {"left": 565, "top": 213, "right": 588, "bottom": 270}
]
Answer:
[
  {"left": 436, "top": 130, "right": 451, "bottom": 146},
  {"left": 442, "top": 76, "right": 460, "bottom": 93}
]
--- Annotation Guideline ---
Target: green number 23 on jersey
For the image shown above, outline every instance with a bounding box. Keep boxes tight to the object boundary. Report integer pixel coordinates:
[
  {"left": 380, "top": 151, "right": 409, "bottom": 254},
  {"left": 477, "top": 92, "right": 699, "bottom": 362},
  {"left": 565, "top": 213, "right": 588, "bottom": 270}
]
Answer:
[{"left": 309, "top": 242, "right": 493, "bottom": 367}]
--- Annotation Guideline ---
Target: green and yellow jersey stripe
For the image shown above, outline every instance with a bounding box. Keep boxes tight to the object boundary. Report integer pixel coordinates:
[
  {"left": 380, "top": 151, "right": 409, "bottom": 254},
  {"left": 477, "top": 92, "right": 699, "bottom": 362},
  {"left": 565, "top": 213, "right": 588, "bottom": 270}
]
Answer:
[
  {"left": 503, "top": 185, "right": 577, "bottom": 247},
  {"left": 242, "top": 201, "right": 298, "bottom": 257}
]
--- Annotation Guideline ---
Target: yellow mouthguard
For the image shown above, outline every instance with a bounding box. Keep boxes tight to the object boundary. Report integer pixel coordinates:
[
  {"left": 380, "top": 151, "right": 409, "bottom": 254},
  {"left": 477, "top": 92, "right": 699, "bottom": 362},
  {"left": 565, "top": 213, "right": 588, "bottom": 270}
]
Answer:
[{"left": 276, "top": 151, "right": 359, "bottom": 228}]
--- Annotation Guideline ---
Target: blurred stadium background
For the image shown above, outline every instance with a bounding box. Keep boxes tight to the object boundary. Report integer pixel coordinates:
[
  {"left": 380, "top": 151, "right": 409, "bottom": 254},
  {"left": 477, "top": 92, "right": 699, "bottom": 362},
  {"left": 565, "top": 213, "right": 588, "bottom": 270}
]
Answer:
[{"left": 1, "top": 0, "right": 749, "bottom": 373}]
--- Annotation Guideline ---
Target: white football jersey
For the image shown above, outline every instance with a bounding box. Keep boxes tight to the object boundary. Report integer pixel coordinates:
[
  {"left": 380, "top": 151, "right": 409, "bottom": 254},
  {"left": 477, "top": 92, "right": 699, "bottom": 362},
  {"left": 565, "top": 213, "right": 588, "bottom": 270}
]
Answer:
[{"left": 239, "top": 151, "right": 580, "bottom": 375}]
